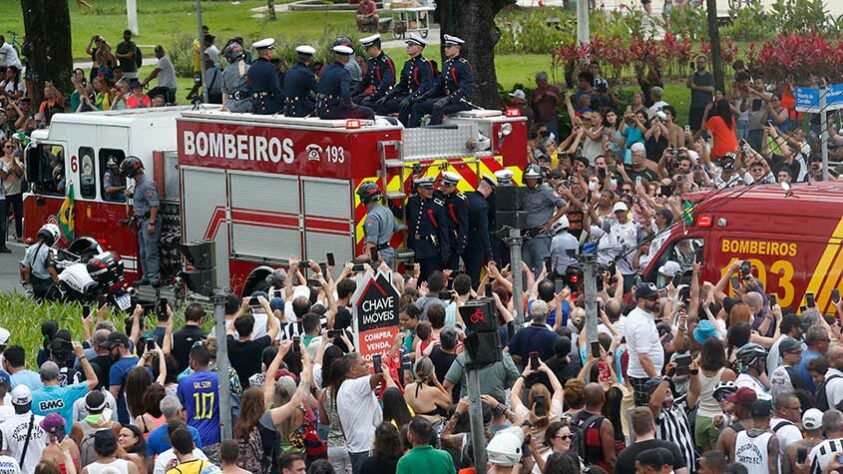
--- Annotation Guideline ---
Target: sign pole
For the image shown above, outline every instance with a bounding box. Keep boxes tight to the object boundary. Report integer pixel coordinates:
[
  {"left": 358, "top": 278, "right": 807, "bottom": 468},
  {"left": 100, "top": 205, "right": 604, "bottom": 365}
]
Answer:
[
  {"left": 508, "top": 227, "right": 524, "bottom": 329},
  {"left": 213, "top": 288, "right": 233, "bottom": 440},
  {"left": 582, "top": 254, "right": 598, "bottom": 360},
  {"left": 466, "top": 368, "right": 488, "bottom": 474},
  {"left": 196, "top": 0, "right": 209, "bottom": 104},
  {"left": 821, "top": 87, "right": 830, "bottom": 181}
]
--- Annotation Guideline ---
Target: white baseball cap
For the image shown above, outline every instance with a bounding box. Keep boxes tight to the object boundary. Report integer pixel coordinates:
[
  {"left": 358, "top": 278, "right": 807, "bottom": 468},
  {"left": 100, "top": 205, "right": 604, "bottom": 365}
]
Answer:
[
  {"left": 11, "top": 385, "right": 31, "bottom": 405},
  {"left": 486, "top": 426, "right": 524, "bottom": 466},
  {"left": 803, "top": 408, "right": 823, "bottom": 431},
  {"left": 612, "top": 202, "right": 629, "bottom": 213},
  {"left": 508, "top": 89, "right": 526, "bottom": 101},
  {"left": 0, "top": 328, "right": 10, "bottom": 345},
  {"left": 658, "top": 261, "right": 682, "bottom": 278}
]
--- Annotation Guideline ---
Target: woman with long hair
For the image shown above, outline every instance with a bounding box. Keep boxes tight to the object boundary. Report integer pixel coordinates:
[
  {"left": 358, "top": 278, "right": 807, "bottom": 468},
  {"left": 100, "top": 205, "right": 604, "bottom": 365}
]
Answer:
[
  {"left": 116, "top": 424, "right": 148, "bottom": 473},
  {"left": 233, "top": 387, "right": 267, "bottom": 474},
  {"left": 134, "top": 383, "right": 166, "bottom": 439},
  {"left": 262, "top": 340, "right": 317, "bottom": 459},
  {"left": 703, "top": 98, "right": 738, "bottom": 160},
  {"left": 38, "top": 82, "right": 65, "bottom": 125},
  {"left": 403, "top": 357, "right": 451, "bottom": 426},
  {"left": 694, "top": 338, "right": 736, "bottom": 452},
  {"left": 320, "top": 357, "right": 350, "bottom": 473},
  {"left": 359, "top": 423, "right": 403, "bottom": 474},
  {"left": 382, "top": 387, "right": 412, "bottom": 428},
  {"left": 124, "top": 367, "right": 152, "bottom": 422},
  {"left": 1, "top": 139, "right": 23, "bottom": 246},
  {"left": 1, "top": 66, "right": 24, "bottom": 100},
  {"left": 511, "top": 361, "right": 565, "bottom": 446}
]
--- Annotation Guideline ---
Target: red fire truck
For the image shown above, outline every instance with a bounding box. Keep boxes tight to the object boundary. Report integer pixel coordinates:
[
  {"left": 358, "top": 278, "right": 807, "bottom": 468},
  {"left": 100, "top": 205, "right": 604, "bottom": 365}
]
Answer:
[{"left": 23, "top": 107, "right": 528, "bottom": 299}]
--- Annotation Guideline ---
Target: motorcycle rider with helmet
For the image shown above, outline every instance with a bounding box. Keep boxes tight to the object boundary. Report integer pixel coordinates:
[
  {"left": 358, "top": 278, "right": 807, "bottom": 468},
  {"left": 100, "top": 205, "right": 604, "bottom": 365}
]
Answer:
[
  {"left": 221, "top": 41, "right": 252, "bottom": 113},
  {"left": 21, "top": 223, "right": 61, "bottom": 299},
  {"left": 120, "top": 156, "right": 161, "bottom": 286}
]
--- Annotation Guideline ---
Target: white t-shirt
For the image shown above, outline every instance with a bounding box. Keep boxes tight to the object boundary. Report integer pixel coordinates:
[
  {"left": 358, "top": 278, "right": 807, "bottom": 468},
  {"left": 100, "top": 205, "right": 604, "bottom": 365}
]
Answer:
[
  {"left": 770, "top": 416, "right": 802, "bottom": 455},
  {"left": 624, "top": 307, "right": 664, "bottom": 379},
  {"left": 647, "top": 101, "right": 670, "bottom": 119},
  {"left": 156, "top": 56, "right": 177, "bottom": 89},
  {"left": 1, "top": 79, "right": 23, "bottom": 97},
  {"left": 824, "top": 368, "right": 843, "bottom": 409},
  {"left": 0, "top": 455, "right": 20, "bottom": 474},
  {"left": 337, "top": 375, "right": 382, "bottom": 454},
  {"left": 0, "top": 413, "right": 47, "bottom": 474},
  {"left": 0, "top": 44, "right": 22, "bottom": 70},
  {"left": 153, "top": 448, "right": 208, "bottom": 474},
  {"left": 736, "top": 373, "right": 770, "bottom": 400},
  {"left": 769, "top": 365, "right": 794, "bottom": 403}
]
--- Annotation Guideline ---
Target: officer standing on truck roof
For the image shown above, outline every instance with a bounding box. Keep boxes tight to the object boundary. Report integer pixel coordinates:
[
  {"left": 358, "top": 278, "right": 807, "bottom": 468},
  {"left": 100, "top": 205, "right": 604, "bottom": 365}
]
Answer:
[
  {"left": 283, "top": 46, "right": 318, "bottom": 118},
  {"left": 375, "top": 35, "right": 434, "bottom": 126},
  {"left": 316, "top": 45, "right": 375, "bottom": 120},
  {"left": 437, "top": 172, "right": 469, "bottom": 272},
  {"left": 121, "top": 157, "right": 161, "bottom": 286},
  {"left": 464, "top": 174, "right": 496, "bottom": 288},
  {"left": 357, "top": 182, "right": 399, "bottom": 269},
  {"left": 406, "top": 176, "right": 451, "bottom": 282},
  {"left": 408, "top": 35, "right": 474, "bottom": 128},
  {"left": 247, "top": 38, "right": 283, "bottom": 115},
  {"left": 521, "top": 164, "right": 568, "bottom": 276},
  {"left": 352, "top": 34, "right": 395, "bottom": 108},
  {"left": 221, "top": 42, "right": 252, "bottom": 113}
]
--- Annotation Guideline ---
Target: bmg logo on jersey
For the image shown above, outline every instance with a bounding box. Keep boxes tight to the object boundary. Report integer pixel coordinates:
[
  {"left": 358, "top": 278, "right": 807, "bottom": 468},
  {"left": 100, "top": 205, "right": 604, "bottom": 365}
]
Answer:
[{"left": 38, "top": 399, "right": 65, "bottom": 411}]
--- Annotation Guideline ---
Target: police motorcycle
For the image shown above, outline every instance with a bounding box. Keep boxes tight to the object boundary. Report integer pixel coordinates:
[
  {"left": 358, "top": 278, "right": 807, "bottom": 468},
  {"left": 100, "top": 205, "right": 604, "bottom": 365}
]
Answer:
[{"left": 21, "top": 224, "right": 130, "bottom": 308}]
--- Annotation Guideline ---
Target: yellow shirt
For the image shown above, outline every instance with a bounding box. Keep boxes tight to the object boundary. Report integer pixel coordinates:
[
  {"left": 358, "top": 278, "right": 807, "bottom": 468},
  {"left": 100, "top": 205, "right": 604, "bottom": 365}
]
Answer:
[{"left": 193, "top": 39, "right": 202, "bottom": 74}]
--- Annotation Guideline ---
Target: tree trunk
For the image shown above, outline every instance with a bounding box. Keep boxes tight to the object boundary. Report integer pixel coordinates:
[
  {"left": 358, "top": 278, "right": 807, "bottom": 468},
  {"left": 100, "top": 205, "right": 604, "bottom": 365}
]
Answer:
[
  {"left": 21, "top": 0, "right": 74, "bottom": 108},
  {"left": 437, "top": 0, "right": 513, "bottom": 109},
  {"left": 705, "top": 0, "right": 725, "bottom": 93}
]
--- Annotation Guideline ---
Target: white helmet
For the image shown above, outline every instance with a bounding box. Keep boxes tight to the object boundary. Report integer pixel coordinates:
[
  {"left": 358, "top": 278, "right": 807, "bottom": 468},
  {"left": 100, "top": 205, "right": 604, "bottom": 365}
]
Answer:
[
  {"left": 550, "top": 215, "right": 570, "bottom": 234},
  {"left": 486, "top": 426, "right": 524, "bottom": 466},
  {"left": 38, "top": 223, "right": 61, "bottom": 247}
]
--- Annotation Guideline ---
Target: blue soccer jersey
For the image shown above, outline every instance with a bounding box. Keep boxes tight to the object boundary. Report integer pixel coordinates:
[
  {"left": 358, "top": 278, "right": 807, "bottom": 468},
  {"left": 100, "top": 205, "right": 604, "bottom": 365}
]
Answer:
[{"left": 177, "top": 370, "right": 221, "bottom": 446}]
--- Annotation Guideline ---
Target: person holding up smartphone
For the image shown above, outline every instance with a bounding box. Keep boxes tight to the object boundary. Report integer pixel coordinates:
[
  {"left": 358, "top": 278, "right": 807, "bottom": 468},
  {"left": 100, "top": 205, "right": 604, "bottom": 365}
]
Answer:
[{"left": 356, "top": 182, "right": 399, "bottom": 270}]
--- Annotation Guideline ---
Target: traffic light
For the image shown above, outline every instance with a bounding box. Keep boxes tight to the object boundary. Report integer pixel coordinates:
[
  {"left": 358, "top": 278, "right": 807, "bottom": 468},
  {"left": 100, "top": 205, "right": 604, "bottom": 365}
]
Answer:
[
  {"left": 494, "top": 183, "right": 527, "bottom": 232},
  {"left": 459, "top": 299, "right": 501, "bottom": 368},
  {"left": 180, "top": 240, "right": 216, "bottom": 296}
]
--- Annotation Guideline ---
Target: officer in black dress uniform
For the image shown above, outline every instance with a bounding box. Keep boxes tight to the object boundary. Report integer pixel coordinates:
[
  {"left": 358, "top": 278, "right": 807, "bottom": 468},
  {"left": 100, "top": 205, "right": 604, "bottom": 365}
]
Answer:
[
  {"left": 375, "top": 35, "right": 434, "bottom": 126},
  {"left": 405, "top": 175, "right": 450, "bottom": 282},
  {"left": 352, "top": 34, "right": 395, "bottom": 108},
  {"left": 437, "top": 171, "right": 469, "bottom": 272},
  {"left": 409, "top": 34, "right": 474, "bottom": 127},
  {"left": 464, "top": 174, "right": 497, "bottom": 288},
  {"left": 283, "top": 45, "right": 318, "bottom": 117},
  {"left": 247, "top": 38, "right": 283, "bottom": 114},
  {"left": 316, "top": 45, "right": 375, "bottom": 120}
]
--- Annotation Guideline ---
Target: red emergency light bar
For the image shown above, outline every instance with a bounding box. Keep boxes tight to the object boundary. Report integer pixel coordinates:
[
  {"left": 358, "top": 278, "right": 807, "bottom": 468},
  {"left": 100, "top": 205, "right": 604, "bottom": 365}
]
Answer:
[
  {"left": 505, "top": 108, "right": 521, "bottom": 117},
  {"left": 346, "top": 119, "right": 362, "bottom": 129},
  {"left": 695, "top": 214, "right": 713, "bottom": 228}
]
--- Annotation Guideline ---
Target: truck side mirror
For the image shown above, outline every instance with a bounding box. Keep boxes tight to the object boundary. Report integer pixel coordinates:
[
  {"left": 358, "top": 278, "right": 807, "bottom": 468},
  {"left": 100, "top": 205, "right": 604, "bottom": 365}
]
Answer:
[{"left": 24, "top": 146, "right": 38, "bottom": 184}]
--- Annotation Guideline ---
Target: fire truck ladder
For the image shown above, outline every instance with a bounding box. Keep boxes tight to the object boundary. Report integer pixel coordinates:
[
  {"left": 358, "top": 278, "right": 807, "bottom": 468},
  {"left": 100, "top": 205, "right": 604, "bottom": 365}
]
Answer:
[{"left": 379, "top": 140, "right": 405, "bottom": 202}]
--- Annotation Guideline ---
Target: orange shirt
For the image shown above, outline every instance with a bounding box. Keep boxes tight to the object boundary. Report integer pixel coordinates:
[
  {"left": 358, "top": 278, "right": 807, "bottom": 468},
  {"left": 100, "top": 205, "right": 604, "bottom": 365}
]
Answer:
[{"left": 704, "top": 115, "right": 738, "bottom": 159}]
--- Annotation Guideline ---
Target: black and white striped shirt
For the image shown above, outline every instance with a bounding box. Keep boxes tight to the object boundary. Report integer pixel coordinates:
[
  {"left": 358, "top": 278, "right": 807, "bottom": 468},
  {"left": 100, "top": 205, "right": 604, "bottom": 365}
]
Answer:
[
  {"left": 655, "top": 394, "right": 697, "bottom": 473},
  {"left": 277, "top": 316, "right": 329, "bottom": 341},
  {"left": 808, "top": 438, "right": 843, "bottom": 474}
]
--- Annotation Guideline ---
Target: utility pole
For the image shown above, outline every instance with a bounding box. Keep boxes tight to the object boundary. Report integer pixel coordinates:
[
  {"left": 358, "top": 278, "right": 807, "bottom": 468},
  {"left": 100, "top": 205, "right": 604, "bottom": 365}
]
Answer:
[
  {"left": 213, "top": 288, "right": 233, "bottom": 440},
  {"left": 582, "top": 254, "right": 598, "bottom": 363},
  {"left": 576, "top": 0, "right": 589, "bottom": 44},
  {"left": 821, "top": 88, "right": 830, "bottom": 181},
  {"left": 508, "top": 228, "right": 524, "bottom": 329},
  {"left": 705, "top": 0, "right": 725, "bottom": 92}
]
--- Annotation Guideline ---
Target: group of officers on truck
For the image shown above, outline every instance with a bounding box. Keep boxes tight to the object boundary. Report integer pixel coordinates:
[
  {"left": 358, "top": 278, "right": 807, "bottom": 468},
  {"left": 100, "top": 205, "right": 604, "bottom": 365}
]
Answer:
[{"left": 232, "top": 33, "right": 474, "bottom": 126}]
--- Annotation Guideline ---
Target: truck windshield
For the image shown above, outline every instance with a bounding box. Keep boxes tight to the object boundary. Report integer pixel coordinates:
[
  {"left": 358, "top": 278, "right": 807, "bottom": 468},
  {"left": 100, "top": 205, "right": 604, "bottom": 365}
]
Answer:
[
  {"left": 651, "top": 237, "right": 704, "bottom": 287},
  {"left": 31, "top": 144, "right": 66, "bottom": 196}
]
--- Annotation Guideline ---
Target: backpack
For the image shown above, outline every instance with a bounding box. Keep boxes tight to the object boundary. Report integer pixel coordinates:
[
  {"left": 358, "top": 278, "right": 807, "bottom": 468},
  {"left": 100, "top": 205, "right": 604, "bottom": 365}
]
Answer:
[
  {"left": 773, "top": 420, "right": 795, "bottom": 433},
  {"left": 816, "top": 374, "right": 843, "bottom": 411},
  {"left": 79, "top": 423, "right": 110, "bottom": 467},
  {"left": 572, "top": 414, "right": 605, "bottom": 466},
  {"left": 134, "top": 46, "right": 143, "bottom": 69}
]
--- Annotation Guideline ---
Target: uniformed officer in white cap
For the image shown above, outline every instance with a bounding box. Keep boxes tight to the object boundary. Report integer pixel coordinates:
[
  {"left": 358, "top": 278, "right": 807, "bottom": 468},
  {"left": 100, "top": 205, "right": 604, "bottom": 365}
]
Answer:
[
  {"left": 494, "top": 169, "right": 515, "bottom": 186},
  {"left": 409, "top": 34, "right": 474, "bottom": 127},
  {"left": 283, "top": 45, "right": 318, "bottom": 117},
  {"left": 316, "top": 45, "right": 375, "bottom": 120},
  {"left": 406, "top": 175, "right": 451, "bottom": 280},
  {"left": 353, "top": 34, "right": 395, "bottom": 108},
  {"left": 375, "top": 34, "right": 434, "bottom": 126},
  {"left": 436, "top": 171, "right": 469, "bottom": 271},
  {"left": 247, "top": 38, "right": 283, "bottom": 114}
]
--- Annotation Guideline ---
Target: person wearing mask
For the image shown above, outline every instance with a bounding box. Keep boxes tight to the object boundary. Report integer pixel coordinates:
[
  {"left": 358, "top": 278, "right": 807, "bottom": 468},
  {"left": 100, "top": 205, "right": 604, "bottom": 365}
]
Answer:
[
  {"left": 396, "top": 417, "right": 454, "bottom": 474},
  {"left": 615, "top": 407, "right": 687, "bottom": 474},
  {"left": 0, "top": 386, "right": 48, "bottom": 474},
  {"left": 337, "top": 353, "right": 384, "bottom": 473}
]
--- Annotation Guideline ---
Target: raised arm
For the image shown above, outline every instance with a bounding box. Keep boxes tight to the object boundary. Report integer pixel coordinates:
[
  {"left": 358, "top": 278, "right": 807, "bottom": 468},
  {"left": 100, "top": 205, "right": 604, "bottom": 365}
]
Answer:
[{"left": 264, "top": 341, "right": 292, "bottom": 407}]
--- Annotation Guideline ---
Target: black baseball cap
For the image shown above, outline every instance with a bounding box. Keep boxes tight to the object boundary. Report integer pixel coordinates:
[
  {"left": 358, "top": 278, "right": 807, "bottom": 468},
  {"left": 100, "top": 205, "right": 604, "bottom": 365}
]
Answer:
[{"left": 100, "top": 332, "right": 130, "bottom": 349}]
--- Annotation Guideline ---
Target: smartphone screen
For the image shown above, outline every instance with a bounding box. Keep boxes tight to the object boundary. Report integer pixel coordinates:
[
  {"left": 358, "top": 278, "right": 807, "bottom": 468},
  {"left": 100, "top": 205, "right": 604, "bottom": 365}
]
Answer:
[
  {"left": 671, "top": 273, "right": 682, "bottom": 288},
  {"left": 326, "top": 253, "right": 335, "bottom": 267},
  {"left": 370, "top": 247, "right": 379, "bottom": 263},
  {"left": 157, "top": 298, "right": 168, "bottom": 319},
  {"left": 146, "top": 338, "right": 155, "bottom": 351},
  {"left": 806, "top": 293, "right": 815, "bottom": 308},
  {"left": 597, "top": 361, "right": 611, "bottom": 382},
  {"left": 591, "top": 341, "right": 601, "bottom": 358},
  {"left": 373, "top": 354, "right": 383, "bottom": 374},
  {"left": 554, "top": 279, "right": 564, "bottom": 293},
  {"left": 485, "top": 282, "right": 493, "bottom": 297},
  {"left": 675, "top": 355, "right": 691, "bottom": 376},
  {"left": 529, "top": 352, "right": 539, "bottom": 370},
  {"left": 730, "top": 276, "right": 741, "bottom": 291},
  {"left": 352, "top": 263, "right": 366, "bottom": 272},
  {"left": 768, "top": 294, "right": 777, "bottom": 307},
  {"left": 82, "top": 305, "right": 91, "bottom": 318},
  {"left": 319, "top": 262, "right": 327, "bottom": 275},
  {"left": 833, "top": 289, "right": 841, "bottom": 304},
  {"left": 740, "top": 261, "right": 751, "bottom": 278},
  {"left": 249, "top": 296, "right": 260, "bottom": 307}
]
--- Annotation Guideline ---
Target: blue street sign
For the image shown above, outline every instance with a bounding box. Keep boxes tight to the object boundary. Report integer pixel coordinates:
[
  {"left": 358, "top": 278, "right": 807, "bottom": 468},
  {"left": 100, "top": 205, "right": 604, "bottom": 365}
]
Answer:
[
  {"left": 796, "top": 87, "right": 819, "bottom": 112},
  {"left": 828, "top": 84, "right": 843, "bottom": 107}
]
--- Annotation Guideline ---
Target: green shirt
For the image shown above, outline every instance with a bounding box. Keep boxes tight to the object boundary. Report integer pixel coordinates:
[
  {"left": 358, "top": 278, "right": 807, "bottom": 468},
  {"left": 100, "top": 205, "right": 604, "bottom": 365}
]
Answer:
[
  {"left": 444, "top": 351, "right": 519, "bottom": 404},
  {"left": 396, "top": 446, "right": 455, "bottom": 474}
]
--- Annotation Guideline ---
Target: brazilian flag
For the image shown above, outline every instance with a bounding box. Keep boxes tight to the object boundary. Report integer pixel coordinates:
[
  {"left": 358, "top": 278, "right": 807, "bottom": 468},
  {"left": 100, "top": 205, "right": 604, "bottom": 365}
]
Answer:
[
  {"left": 57, "top": 183, "right": 75, "bottom": 240},
  {"left": 682, "top": 199, "right": 694, "bottom": 226}
]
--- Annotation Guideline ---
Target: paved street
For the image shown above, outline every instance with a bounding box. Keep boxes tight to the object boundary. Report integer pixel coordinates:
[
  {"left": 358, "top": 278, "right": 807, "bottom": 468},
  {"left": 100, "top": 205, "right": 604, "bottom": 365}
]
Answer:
[{"left": 0, "top": 244, "right": 24, "bottom": 294}]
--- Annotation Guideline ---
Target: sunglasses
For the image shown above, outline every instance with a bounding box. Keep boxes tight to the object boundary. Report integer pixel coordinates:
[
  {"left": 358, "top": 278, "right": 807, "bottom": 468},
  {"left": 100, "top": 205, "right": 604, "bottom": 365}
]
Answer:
[{"left": 555, "top": 434, "right": 574, "bottom": 440}]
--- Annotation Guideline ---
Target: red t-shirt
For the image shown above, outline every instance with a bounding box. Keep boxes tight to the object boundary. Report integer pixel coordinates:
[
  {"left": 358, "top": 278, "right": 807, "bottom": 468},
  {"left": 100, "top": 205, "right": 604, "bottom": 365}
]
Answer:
[
  {"left": 704, "top": 115, "right": 738, "bottom": 158},
  {"left": 127, "top": 94, "right": 151, "bottom": 109}
]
